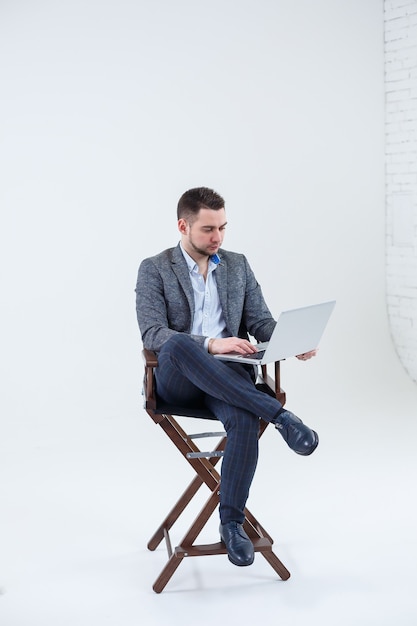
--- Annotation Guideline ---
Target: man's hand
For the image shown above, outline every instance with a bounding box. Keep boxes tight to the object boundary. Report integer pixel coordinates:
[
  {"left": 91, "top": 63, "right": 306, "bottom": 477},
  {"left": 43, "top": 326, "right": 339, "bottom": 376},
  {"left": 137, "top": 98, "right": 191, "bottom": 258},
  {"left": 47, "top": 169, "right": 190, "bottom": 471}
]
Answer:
[
  {"left": 209, "top": 337, "right": 258, "bottom": 356},
  {"left": 296, "top": 349, "right": 318, "bottom": 361}
]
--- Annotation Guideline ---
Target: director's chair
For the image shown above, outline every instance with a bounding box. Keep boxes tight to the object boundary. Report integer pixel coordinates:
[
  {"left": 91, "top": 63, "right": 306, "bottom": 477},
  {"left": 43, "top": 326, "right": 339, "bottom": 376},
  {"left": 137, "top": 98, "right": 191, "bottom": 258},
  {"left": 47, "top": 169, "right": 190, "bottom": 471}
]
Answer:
[{"left": 142, "top": 348, "right": 291, "bottom": 593}]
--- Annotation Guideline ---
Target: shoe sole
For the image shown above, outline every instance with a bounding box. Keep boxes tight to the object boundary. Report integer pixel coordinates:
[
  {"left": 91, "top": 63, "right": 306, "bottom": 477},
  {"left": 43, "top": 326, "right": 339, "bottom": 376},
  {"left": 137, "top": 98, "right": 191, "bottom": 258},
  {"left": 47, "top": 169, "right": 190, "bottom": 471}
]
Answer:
[{"left": 227, "top": 553, "right": 254, "bottom": 567}]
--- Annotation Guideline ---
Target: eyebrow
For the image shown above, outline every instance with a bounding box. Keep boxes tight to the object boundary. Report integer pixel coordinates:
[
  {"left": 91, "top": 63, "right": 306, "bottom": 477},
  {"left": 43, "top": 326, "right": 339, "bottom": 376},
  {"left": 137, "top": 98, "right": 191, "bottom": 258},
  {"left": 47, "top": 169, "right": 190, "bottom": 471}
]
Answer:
[{"left": 201, "top": 222, "right": 228, "bottom": 228}]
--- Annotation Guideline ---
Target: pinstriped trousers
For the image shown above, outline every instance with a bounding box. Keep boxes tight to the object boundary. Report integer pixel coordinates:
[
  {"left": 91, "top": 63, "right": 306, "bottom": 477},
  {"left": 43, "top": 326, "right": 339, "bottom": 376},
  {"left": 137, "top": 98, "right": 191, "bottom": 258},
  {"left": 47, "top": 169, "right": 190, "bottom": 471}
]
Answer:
[{"left": 155, "top": 334, "right": 283, "bottom": 524}]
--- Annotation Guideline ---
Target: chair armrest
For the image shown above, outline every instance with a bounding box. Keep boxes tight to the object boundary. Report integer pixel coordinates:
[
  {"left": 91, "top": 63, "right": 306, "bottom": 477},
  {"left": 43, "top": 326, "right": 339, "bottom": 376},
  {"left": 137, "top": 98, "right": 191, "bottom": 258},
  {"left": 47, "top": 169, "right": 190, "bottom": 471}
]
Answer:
[
  {"left": 260, "top": 361, "right": 286, "bottom": 406},
  {"left": 141, "top": 349, "right": 286, "bottom": 412},
  {"left": 142, "top": 348, "right": 159, "bottom": 368},
  {"left": 142, "top": 349, "right": 158, "bottom": 410}
]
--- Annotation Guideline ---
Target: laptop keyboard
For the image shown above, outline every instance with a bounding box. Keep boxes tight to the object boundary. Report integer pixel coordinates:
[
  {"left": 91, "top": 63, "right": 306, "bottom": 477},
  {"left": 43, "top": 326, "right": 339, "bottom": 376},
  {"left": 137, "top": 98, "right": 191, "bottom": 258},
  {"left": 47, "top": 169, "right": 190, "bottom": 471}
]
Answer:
[{"left": 242, "top": 350, "right": 265, "bottom": 360}]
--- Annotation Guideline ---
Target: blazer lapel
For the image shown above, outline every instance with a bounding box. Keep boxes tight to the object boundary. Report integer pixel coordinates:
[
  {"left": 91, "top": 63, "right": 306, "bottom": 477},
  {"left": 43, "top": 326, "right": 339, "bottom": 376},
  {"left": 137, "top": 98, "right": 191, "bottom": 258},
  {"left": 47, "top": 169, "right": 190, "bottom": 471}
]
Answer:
[
  {"left": 214, "top": 254, "right": 231, "bottom": 330},
  {"left": 171, "top": 244, "right": 195, "bottom": 320}
]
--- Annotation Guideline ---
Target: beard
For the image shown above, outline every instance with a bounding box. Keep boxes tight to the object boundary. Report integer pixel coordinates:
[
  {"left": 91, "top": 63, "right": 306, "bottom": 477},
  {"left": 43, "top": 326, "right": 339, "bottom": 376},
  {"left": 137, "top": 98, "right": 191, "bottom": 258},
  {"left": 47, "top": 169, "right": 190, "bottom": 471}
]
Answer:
[{"left": 188, "top": 236, "right": 219, "bottom": 257}]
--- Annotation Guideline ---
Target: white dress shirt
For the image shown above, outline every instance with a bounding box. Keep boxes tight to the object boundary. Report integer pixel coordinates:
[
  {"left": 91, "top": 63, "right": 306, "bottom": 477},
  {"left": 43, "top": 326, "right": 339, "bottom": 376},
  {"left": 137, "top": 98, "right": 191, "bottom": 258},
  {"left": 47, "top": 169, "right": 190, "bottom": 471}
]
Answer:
[{"left": 180, "top": 244, "right": 228, "bottom": 349}]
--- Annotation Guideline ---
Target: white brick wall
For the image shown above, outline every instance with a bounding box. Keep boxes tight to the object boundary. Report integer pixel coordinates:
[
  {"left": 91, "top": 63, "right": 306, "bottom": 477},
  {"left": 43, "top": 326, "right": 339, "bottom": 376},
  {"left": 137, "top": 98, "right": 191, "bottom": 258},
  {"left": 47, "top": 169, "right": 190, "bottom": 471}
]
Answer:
[{"left": 385, "top": 0, "right": 417, "bottom": 382}]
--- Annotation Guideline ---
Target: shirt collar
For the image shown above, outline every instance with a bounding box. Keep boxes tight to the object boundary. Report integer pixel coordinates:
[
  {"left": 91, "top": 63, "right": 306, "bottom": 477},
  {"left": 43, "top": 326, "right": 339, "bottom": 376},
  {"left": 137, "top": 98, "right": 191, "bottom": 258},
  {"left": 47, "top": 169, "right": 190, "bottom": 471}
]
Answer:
[{"left": 180, "top": 243, "right": 220, "bottom": 273}]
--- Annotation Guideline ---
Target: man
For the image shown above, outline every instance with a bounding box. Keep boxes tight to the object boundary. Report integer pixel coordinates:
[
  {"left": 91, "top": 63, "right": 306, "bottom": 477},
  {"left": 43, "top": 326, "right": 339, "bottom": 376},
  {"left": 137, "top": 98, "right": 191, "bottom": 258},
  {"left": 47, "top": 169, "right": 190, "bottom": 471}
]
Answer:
[{"left": 136, "top": 187, "right": 318, "bottom": 567}]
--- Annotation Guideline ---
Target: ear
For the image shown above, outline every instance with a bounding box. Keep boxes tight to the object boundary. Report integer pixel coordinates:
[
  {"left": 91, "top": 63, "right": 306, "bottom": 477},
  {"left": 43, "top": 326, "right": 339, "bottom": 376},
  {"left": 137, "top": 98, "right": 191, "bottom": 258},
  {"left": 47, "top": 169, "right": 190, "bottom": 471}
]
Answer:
[{"left": 177, "top": 218, "right": 188, "bottom": 234}]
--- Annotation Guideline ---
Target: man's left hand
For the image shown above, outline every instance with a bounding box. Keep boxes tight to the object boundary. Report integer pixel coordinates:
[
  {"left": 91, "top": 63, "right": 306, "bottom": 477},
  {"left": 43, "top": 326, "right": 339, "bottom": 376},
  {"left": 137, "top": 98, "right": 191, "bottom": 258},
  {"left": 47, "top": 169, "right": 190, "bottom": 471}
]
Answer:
[{"left": 296, "top": 350, "right": 318, "bottom": 361}]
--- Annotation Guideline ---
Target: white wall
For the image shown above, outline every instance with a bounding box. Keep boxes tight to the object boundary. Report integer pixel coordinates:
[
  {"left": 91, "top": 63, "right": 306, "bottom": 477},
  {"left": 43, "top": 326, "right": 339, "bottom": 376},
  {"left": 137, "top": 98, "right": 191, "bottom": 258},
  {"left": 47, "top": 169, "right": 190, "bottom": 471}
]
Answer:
[
  {"left": 3, "top": 3, "right": 417, "bottom": 624},
  {"left": 385, "top": 0, "right": 417, "bottom": 383},
  {"left": 0, "top": 0, "right": 410, "bottom": 431}
]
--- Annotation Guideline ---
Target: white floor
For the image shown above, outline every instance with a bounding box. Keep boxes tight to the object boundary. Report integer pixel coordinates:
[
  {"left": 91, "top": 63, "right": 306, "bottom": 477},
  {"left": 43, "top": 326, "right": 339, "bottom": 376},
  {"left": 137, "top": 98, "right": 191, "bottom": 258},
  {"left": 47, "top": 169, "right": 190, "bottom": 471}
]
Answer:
[{"left": 1, "top": 351, "right": 417, "bottom": 626}]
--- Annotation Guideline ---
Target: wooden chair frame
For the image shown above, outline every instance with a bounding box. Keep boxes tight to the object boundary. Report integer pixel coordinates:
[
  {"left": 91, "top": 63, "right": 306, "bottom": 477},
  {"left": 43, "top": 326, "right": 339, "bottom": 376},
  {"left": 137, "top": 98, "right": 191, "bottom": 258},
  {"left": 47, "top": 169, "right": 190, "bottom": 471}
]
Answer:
[{"left": 142, "top": 348, "right": 291, "bottom": 593}]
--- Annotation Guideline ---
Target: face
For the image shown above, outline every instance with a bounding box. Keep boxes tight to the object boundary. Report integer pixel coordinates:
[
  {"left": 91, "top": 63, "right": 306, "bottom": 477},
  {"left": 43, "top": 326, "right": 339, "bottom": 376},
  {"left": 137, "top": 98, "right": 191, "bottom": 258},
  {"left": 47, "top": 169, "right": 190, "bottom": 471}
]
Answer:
[{"left": 178, "top": 207, "right": 227, "bottom": 260}]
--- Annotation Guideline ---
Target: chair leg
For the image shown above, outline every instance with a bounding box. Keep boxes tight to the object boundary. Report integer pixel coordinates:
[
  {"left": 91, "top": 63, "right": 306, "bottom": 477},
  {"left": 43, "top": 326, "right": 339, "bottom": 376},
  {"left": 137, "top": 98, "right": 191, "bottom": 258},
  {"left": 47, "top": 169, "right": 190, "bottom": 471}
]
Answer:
[
  {"left": 147, "top": 411, "right": 291, "bottom": 592},
  {"left": 152, "top": 486, "right": 221, "bottom": 593},
  {"left": 243, "top": 509, "right": 274, "bottom": 543},
  {"left": 261, "top": 549, "right": 291, "bottom": 580},
  {"left": 242, "top": 509, "right": 291, "bottom": 580},
  {"left": 152, "top": 488, "right": 291, "bottom": 592},
  {"left": 147, "top": 474, "right": 203, "bottom": 551},
  {"left": 152, "top": 554, "right": 183, "bottom": 594},
  {"left": 147, "top": 414, "right": 225, "bottom": 550}
]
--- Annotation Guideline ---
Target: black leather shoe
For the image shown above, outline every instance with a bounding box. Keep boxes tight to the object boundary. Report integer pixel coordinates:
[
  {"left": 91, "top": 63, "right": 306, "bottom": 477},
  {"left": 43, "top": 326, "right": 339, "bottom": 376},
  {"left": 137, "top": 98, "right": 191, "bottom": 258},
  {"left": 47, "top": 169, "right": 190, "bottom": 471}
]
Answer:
[
  {"left": 219, "top": 522, "right": 254, "bottom": 567},
  {"left": 274, "top": 409, "right": 319, "bottom": 456}
]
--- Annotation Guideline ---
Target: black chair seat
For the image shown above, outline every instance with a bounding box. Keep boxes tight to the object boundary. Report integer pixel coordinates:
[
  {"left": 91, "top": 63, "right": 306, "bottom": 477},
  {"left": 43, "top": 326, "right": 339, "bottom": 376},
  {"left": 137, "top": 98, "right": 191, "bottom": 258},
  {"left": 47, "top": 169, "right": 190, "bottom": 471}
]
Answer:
[
  {"left": 154, "top": 400, "right": 217, "bottom": 420},
  {"left": 154, "top": 381, "right": 277, "bottom": 419}
]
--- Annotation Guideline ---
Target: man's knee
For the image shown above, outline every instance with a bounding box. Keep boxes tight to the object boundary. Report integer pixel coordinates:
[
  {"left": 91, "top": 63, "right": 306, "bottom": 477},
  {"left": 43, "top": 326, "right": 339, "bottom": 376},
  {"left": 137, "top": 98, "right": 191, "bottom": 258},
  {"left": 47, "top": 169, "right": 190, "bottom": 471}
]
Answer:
[{"left": 216, "top": 407, "right": 260, "bottom": 437}]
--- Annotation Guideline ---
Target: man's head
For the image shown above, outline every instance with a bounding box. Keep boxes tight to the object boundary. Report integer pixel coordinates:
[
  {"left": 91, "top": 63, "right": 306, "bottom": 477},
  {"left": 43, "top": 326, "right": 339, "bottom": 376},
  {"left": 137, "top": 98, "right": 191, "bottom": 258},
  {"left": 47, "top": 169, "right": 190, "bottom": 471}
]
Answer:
[
  {"left": 177, "top": 187, "right": 225, "bottom": 223},
  {"left": 177, "top": 187, "right": 227, "bottom": 261}
]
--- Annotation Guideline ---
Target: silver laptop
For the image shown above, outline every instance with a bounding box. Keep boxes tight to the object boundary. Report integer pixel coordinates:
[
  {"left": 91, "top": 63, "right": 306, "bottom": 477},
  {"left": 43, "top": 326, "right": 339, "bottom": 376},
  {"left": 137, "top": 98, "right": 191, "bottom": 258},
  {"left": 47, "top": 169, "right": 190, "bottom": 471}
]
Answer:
[{"left": 214, "top": 300, "right": 336, "bottom": 365}]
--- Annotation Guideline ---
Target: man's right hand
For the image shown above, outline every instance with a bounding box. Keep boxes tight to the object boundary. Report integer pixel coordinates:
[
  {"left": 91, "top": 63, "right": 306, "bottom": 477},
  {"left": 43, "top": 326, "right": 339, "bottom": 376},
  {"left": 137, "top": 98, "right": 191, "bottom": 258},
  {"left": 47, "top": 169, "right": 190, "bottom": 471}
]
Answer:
[{"left": 208, "top": 337, "right": 258, "bottom": 355}]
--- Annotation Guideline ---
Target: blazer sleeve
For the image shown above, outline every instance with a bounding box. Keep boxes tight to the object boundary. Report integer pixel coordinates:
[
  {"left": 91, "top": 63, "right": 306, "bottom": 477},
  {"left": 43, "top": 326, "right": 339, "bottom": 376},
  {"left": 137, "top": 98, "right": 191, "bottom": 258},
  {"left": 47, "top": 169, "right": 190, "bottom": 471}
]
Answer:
[
  {"left": 135, "top": 256, "right": 206, "bottom": 352},
  {"left": 135, "top": 258, "right": 174, "bottom": 351},
  {"left": 240, "top": 255, "right": 277, "bottom": 342}
]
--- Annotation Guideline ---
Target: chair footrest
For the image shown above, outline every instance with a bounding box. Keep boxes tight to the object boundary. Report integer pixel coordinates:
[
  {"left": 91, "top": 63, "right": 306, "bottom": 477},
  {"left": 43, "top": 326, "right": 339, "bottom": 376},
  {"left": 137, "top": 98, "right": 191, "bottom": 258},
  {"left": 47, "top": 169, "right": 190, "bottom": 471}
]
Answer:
[
  {"left": 175, "top": 537, "right": 273, "bottom": 558},
  {"left": 189, "top": 431, "right": 226, "bottom": 439},
  {"left": 186, "top": 451, "right": 224, "bottom": 458}
]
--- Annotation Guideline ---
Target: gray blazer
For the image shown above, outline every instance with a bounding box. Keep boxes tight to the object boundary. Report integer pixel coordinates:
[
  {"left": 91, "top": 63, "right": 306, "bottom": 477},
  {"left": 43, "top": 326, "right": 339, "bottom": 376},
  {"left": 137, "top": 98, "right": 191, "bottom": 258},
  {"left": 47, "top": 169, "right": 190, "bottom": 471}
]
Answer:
[{"left": 135, "top": 243, "right": 276, "bottom": 352}]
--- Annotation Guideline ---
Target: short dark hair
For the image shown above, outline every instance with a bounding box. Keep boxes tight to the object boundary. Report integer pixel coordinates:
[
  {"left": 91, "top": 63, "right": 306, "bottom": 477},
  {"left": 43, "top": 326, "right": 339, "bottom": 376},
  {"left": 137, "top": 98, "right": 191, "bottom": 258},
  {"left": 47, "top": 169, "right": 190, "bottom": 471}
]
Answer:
[{"left": 177, "top": 187, "right": 225, "bottom": 222}]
